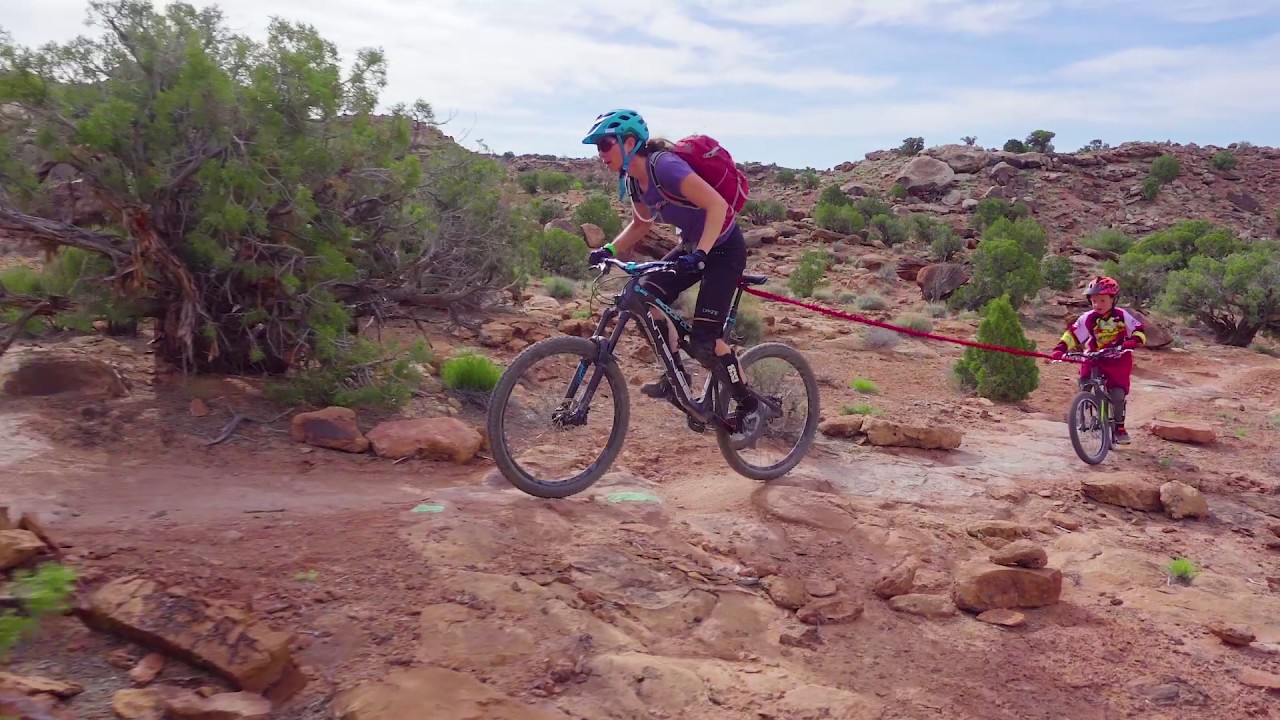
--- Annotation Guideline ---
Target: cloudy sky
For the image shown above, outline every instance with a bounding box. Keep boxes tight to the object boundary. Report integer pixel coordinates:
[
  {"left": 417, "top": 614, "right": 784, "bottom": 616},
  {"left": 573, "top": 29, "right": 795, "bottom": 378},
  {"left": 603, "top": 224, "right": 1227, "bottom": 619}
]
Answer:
[{"left": 6, "top": 0, "right": 1280, "bottom": 169}]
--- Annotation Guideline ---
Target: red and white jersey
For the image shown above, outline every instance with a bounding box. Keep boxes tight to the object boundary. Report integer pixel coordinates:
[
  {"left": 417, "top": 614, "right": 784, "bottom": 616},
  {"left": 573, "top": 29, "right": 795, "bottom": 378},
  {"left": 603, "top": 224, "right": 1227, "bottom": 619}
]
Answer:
[{"left": 1058, "top": 307, "right": 1147, "bottom": 351}]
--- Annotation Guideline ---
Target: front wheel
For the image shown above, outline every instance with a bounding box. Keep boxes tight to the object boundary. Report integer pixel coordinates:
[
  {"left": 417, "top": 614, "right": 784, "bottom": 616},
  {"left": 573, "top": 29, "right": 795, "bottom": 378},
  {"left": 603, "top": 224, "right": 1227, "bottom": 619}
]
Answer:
[
  {"left": 1068, "top": 389, "right": 1110, "bottom": 465},
  {"left": 486, "top": 336, "right": 631, "bottom": 498},
  {"left": 715, "top": 342, "right": 820, "bottom": 481}
]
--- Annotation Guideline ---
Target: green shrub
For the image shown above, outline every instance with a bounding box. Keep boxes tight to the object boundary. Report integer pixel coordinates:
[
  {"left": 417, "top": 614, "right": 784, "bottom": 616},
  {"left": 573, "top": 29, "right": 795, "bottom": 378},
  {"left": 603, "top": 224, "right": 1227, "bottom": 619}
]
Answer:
[
  {"left": 841, "top": 402, "right": 881, "bottom": 416},
  {"left": 543, "top": 276, "right": 575, "bottom": 299},
  {"left": 742, "top": 199, "right": 788, "bottom": 225},
  {"left": 869, "top": 213, "right": 909, "bottom": 245},
  {"left": 1141, "top": 175, "right": 1162, "bottom": 201},
  {"left": 1003, "top": 139, "right": 1027, "bottom": 153},
  {"left": 526, "top": 228, "right": 590, "bottom": 280},
  {"left": 788, "top": 250, "right": 831, "bottom": 298},
  {"left": 540, "top": 171, "right": 575, "bottom": 193},
  {"left": 1082, "top": 228, "right": 1133, "bottom": 255},
  {"left": 441, "top": 352, "right": 503, "bottom": 392},
  {"left": 889, "top": 183, "right": 908, "bottom": 200},
  {"left": 818, "top": 183, "right": 853, "bottom": 208},
  {"left": 952, "top": 294, "right": 1039, "bottom": 402},
  {"left": 265, "top": 338, "right": 432, "bottom": 410},
  {"left": 930, "top": 228, "right": 965, "bottom": 261},
  {"left": 814, "top": 204, "right": 865, "bottom": 235},
  {"left": 1041, "top": 254, "right": 1074, "bottom": 291},
  {"left": 519, "top": 172, "right": 541, "bottom": 194},
  {"left": 776, "top": 168, "right": 797, "bottom": 186},
  {"left": 1150, "top": 154, "right": 1181, "bottom": 183},
  {"left": 1211, "top": 151, "right": 1237, "bottom": 171},
  {"left": 572, "top": 193, "right": 622, "bottom": 239},
  {"left": 949, "top": 234, "right": 1042, "bottom": 311},
  {"left": 925, "top": 303, "right": 948, "bottom": 318},
  {"left": 900, "top": 137, "right": 924, "bottom": 155},
  {"left": 799, "top": 171, "right": 820, "bottom": 190},
  {"left": 1, "top": 563, "right": 77, "bottom": 660},
  {"left": 850, "top": 377, "right": 880, "bottom": 394},
  {"left": 971, "top": 197, "right": 1030, "bottom": 231},
  {"left": 529, "top": 198, "right": 561, "bottom": 225}
]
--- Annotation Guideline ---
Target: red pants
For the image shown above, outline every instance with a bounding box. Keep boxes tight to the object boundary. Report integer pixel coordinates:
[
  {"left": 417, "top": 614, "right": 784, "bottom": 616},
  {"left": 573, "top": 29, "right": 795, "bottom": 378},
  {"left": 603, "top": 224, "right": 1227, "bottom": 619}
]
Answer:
[{"left": 1079, "top": 352, "right": 1133, "bottom": 394}]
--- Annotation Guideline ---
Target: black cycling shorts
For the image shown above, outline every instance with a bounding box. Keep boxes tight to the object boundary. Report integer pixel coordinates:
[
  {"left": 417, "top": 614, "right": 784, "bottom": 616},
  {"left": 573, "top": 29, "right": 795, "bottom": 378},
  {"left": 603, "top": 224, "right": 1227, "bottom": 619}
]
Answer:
[{"left": 640, "top": 224, "right": 748, "bottom": 333}]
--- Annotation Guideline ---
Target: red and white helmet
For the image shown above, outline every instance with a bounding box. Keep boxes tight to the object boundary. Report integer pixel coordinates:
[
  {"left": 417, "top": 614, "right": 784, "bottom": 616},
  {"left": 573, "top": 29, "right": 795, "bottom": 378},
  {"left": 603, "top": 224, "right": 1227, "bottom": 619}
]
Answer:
[{"left": 1084, "top": 276, "right": 1119, "bottom": 297}]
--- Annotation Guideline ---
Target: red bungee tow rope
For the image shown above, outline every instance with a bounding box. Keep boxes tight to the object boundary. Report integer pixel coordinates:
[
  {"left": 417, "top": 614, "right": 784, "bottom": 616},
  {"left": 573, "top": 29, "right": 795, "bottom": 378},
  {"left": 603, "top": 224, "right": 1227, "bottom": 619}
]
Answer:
[{"left": 739, "top": 285, "right": 1079, "bottom": 363}]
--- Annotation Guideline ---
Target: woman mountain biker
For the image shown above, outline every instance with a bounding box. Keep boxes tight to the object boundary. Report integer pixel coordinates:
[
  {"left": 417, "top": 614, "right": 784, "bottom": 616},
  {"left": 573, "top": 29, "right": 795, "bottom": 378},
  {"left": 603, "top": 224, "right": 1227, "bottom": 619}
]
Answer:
[
  {"left": 1050, "top": 276, "right": 1147, "bottom": 444},
  {"left": 580, "top": 108, "right": 757, "bottom": 424}
]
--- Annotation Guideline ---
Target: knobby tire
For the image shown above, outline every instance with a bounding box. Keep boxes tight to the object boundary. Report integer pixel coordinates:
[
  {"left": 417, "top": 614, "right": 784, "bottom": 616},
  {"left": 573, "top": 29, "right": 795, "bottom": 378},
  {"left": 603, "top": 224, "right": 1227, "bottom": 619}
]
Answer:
[
  {"left": 715, "top": 342, "right": 821, "bottom": 481},
  {"left": 1068, "top": 389, "right": 1110, "bottom": 465},
  {"left": 486, "top": 336, "right": 630, "bottom": 498}
]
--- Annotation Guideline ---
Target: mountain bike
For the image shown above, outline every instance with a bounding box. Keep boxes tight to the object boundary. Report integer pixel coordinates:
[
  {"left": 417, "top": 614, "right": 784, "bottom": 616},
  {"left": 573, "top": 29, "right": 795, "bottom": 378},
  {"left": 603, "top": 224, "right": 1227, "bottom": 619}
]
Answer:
[
  {"left": 1056, "top": 348, "right": 1132, "bottom": 465},
  {"left": 486, "top": 257, "right": 821, "bottom": 499}
]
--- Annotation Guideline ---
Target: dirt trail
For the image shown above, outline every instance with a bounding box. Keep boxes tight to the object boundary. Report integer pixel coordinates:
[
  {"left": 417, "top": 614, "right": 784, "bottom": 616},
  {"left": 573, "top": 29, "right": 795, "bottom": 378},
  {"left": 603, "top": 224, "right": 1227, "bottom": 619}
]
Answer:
[{"left": 3, "top": 314, "right": 1280, "bottom": 719}]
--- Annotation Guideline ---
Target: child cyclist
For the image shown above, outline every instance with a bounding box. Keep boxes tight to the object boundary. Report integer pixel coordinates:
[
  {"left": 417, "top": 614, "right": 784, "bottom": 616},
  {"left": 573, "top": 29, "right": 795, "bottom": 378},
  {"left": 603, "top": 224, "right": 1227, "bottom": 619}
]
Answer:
[
  {"left": 1050, "top": 276, "right": 1147, "bottom": 444},
  {"left": 579, "top": 108, "right": 757, "bottom": 426}
]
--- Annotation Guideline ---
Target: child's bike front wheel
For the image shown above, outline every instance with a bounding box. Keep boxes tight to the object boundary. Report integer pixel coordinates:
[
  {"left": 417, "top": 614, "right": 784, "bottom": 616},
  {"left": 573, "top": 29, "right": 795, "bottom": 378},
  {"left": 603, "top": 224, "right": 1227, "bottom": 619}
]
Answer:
[
  {"left": 486, "top": 336, "right": 631, "bottom": 498},
  {"left": 1068, "top": 389, "right": 1111, "bottom": 465}
]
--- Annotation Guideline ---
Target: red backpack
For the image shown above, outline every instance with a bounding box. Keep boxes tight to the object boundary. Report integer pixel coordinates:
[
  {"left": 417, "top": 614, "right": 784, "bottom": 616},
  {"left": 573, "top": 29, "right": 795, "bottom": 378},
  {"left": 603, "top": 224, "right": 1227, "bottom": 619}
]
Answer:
[{"left": 647, "top": 135, "right": 750, "bottom": 232}]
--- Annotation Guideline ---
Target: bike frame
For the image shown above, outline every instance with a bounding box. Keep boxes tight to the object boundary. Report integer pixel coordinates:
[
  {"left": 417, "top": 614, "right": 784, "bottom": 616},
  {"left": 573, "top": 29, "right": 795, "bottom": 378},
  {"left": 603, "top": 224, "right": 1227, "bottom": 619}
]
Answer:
[
  {"left": 1063, "top": 348, "right": 1132, "bottom": 436},
  {"left": 560, "top": 259, "right": 752, "bottom": 432}
]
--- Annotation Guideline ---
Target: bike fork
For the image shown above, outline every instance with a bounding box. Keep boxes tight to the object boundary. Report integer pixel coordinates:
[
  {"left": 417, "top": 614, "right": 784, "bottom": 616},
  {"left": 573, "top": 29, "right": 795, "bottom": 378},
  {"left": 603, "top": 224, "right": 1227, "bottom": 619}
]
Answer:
[{"left": 563, "top": 308, "right": 627, "bottom": 417}]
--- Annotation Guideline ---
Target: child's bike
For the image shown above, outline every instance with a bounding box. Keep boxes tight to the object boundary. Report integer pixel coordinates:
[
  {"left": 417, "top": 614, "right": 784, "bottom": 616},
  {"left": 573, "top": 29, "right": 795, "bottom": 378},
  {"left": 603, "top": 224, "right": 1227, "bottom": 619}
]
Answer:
[
  {"left": 485, "top": 257, "right": 821, "bottom": 499},
  {"left": 1056, "top": 347, "right": 1132, "bottom": 465}
]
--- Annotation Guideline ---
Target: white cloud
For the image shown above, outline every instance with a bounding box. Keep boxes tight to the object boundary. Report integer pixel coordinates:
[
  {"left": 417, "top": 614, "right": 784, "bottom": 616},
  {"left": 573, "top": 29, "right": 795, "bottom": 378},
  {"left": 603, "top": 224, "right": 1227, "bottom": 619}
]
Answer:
[
  {"left": 691, "top": 0, "right": 1052, "bottom": 34},
  {"left": 4, "top": 0, "right": 892, "bottom": 114},
  {"left": 5, "top": 0, "right": 1279, "bottom": 166}
]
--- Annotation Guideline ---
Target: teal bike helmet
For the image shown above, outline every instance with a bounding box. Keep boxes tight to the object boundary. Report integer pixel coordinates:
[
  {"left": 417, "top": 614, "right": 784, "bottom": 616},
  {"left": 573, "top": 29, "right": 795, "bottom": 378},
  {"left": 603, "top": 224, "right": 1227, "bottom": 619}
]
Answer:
[{"left": 582, "top": 109, "right": 649, "bottom": 200}]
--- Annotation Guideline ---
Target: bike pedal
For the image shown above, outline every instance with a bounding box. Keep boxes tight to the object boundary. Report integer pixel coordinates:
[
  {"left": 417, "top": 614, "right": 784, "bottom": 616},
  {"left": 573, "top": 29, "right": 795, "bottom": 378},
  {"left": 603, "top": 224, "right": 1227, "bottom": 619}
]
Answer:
[{"left": 686, "top": 417, "right": 707, "bottom": 434}]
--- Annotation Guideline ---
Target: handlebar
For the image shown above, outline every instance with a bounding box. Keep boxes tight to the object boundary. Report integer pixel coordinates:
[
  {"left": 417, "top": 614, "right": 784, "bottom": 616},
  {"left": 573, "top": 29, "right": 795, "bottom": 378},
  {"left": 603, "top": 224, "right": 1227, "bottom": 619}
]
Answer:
[
  {"left": 1053, "top": 347, "right": 1133, "bottom": 363},
  {"left": 592, "top": 257, "right": 678, "bottom": 276}
]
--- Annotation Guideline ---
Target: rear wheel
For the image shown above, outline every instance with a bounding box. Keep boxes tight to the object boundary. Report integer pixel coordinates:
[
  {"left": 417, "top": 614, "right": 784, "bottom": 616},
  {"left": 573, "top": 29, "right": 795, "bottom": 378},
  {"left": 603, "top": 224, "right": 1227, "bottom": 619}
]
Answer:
[
  {"left": 715, "top": 342, "right": 820, "bottom": 481},
  {"left": 1068, "top": 389, "right": 1110, "bottom": 465},
  {"left": 486, "top": 336, "right": 631, "bottom": 498}
]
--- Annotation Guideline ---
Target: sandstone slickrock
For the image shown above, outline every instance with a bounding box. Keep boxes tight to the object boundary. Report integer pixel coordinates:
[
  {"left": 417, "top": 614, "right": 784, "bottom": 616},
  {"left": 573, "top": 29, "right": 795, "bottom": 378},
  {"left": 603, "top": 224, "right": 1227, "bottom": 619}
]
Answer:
[
  {"left": 752, "top": 485, "right": 855, "bottom": 532},
  {"left": 333, "top": 667, "right": 571, "bottom": 720},
  {"left": 78, "top": 576, "right": 301, "bottom": 697}
]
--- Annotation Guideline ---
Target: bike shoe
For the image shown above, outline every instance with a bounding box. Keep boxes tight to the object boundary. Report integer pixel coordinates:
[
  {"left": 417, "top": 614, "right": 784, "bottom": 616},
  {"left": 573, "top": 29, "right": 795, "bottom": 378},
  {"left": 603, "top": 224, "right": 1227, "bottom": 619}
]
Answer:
[
  {"left": 641, "top": 368, "right": 690, "bottom": 401},
  {"left": 1113, "top": 426, "right": 1131, "bottom": 445}
]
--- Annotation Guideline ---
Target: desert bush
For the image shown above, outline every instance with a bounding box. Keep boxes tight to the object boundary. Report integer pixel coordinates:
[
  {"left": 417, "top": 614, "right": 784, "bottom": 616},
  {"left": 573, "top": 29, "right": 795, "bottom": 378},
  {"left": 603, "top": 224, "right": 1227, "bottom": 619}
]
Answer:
[
  {"left": 788, "top": 250, "right": 831, "bottom": 298},
  {"left": 952, "top": 294, "right": 1039, "bottom": 402},
  {"left": 572, "top": 192, "right": 621, "bottom": 239}
]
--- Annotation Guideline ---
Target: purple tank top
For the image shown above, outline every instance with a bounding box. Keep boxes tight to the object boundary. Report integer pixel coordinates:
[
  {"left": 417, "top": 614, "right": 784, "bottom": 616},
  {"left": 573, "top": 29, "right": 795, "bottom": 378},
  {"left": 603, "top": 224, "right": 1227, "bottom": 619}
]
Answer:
[{"left": 628, "top": 152, "right": 735, "bottom": 247}]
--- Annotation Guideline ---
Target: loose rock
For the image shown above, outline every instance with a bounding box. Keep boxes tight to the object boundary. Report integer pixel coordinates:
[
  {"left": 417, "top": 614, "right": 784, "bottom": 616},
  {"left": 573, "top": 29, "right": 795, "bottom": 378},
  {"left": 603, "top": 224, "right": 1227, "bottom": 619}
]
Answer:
[
  {"left": 1159, "top": 481, "right": 1209, "bottom": 520},
  {"left": 952, "top": 561, "right": 1062, "bottom": 612},
  {"left": 989, "top": 540, "right": 1048, "bottom": 569}
]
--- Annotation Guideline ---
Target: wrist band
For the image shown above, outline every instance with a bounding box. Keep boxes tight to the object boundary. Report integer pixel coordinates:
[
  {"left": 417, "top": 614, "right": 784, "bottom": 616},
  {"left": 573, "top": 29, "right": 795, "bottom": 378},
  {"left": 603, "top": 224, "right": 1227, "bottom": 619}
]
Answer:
[{"left": 604, "top": 242, "right": 617, "bottom": 256}]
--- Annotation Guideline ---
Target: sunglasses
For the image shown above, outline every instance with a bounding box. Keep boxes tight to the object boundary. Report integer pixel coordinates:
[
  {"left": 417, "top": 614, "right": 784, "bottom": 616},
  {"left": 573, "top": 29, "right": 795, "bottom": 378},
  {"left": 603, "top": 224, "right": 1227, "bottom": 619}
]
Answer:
[{"left": 595, "top": 138, "right": 616, "bottom": 154}]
